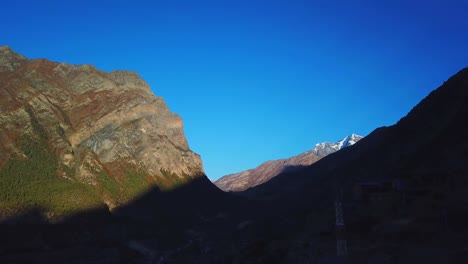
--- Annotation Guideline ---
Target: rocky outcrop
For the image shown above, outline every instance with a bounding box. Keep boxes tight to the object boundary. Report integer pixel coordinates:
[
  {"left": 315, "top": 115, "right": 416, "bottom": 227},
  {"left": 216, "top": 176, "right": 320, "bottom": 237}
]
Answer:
[
  {"left": 0, "top": 46, "right": 204, "bottom": 216},
  {"left": 0, "top": 46, "right": 27, "bottom": 72},
  {"left": 215, "top": 134, "right": 362, "bottom": 192}
]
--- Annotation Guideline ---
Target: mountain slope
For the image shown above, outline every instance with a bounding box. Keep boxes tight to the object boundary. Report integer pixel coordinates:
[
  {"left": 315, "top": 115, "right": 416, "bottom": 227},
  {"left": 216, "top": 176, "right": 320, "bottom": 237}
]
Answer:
[
  {"left": 249, "top": 67, "right": 468, "bottom": 199},
  {"left": 215, "top": 134, "right": 362, "bottom": 192},
  {"left": 1, "top": 47, "right": 467, "bottom": 262},
  {"left": 241, "top": 67, "right": 468, "bottom": 262},
  {"left": 0, "top": 46, "right": 205, "bottom": 219}
]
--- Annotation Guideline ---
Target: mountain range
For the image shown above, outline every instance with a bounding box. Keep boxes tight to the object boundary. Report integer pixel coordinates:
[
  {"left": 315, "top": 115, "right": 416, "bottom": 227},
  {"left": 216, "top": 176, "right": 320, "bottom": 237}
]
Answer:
[
  {"left": 238, "top": 66, "right": 468, "bottom": 263},
  {"left": 215, "top": 134, "right": 363, "bottom": 192},
  {"left": 1, "top": 46, "right": 467, "bottom": 263}
]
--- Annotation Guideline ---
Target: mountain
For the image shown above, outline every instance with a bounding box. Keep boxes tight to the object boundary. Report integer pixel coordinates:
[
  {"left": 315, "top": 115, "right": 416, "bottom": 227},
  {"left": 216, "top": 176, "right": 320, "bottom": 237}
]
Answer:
[
  {"left": 248, "top": 67, "right": 468, "bottom": 199},
  {"left": 215, "top": 134, "right": 362, "bottom": 192},
  {"left": 2, "top": 46, "right": 467, "bottom": 263},
  {"left": 312, "top": 133, "right": 362, "bottom": 156},
  {"left": 241, "top": 67, "right": 468, "bottom": 262},
  {"left": 0, "top": 46, "right": 205, "bottom": 220}
]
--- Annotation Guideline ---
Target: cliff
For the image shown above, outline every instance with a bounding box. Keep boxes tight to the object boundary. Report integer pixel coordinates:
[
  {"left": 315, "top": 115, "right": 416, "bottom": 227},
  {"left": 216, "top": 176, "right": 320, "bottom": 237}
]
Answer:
[{"left": 0, "top": 46, "right": 204, "bottom": 218}]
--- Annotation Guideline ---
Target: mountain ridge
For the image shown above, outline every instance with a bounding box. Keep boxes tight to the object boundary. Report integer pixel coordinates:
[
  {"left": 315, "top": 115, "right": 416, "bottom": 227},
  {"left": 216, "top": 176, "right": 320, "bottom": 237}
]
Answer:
[
  {"left": 215, "top": 134, "right": 363, "bottom": 192},
  {"left": 232, "top": 67, "right": 468, "bottom": 262},
  {"left": 1, "top": 47, "right": 467, "bottom": 263}
]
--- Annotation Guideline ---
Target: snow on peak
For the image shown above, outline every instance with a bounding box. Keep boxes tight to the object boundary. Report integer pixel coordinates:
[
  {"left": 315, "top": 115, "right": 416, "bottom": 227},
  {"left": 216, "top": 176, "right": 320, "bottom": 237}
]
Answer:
[{"left": 311, "top": 134, "right": 363, "bottom": 157}]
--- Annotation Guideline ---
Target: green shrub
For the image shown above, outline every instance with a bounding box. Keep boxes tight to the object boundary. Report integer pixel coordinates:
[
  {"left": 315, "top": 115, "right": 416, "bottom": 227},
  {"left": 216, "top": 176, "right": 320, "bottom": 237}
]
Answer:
[{"left": 0, "top": 140, "right": 102, "bottom": 218}]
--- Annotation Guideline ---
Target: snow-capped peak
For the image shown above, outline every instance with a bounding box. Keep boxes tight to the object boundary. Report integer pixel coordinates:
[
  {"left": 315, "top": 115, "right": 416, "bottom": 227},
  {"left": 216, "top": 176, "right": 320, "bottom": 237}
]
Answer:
[{"left": 312, "top": 134, "right": 363, "bottom": 157}]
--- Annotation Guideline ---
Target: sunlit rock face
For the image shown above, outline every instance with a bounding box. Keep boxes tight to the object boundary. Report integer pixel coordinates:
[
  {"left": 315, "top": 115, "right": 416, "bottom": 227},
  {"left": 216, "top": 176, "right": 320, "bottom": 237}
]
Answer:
[{"left": 0, "top": 46, "right": 204, "bottom": 217}]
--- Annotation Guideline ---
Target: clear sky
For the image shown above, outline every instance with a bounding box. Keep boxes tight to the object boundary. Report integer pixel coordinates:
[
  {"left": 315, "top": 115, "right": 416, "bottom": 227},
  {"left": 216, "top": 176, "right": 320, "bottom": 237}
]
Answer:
[{"left": 2, "top": 0, "right": 468, "bottom": 180}]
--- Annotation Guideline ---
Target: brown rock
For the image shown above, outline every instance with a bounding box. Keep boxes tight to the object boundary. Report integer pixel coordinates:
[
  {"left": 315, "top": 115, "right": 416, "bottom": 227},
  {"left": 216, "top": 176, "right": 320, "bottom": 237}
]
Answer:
[
  {"left": 215, "top": 134, "right": 362, "bottom": 192},
  {"left": 0, "top": 46, "right": 204, "bottom": 211}
]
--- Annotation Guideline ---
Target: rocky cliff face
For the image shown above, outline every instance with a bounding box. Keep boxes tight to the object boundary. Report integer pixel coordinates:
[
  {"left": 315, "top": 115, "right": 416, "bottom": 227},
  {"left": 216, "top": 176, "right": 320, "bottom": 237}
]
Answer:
[
  {"left": 214, "top": 134, "right": 362, "bottom": 192},
  {"left": 0, "top": 46, "right": 204, "bottom": 217}
]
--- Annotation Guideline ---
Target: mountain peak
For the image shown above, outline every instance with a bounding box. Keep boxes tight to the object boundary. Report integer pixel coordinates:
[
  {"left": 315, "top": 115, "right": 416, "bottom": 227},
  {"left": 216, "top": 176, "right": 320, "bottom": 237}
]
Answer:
[
  {"left": 0, "top": 45, "right": 14, "bottom": 53},
  {"left": 0, "top": 45, "right": 27, "bottom": 72},
  {"left": 344, "top": 133, "right": 363, "bottom": 145},
  {"left": 0, "top": 45, "right": 25, "bottom": 58},
  {"left": 215, "top": 134, "right": 363, "bottom": 192},
  {"left": 312, "top": 134, "right": 362, "bottom": 156}
]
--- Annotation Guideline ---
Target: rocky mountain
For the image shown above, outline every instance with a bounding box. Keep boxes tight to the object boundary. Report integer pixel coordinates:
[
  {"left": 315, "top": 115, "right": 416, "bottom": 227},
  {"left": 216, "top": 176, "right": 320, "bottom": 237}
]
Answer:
[
  {"left": 215, "top": 134, "right": 362, "bottom": 192},
  {"left": 2, "top": 46, "right": 468, "bottom": 263},
  {"left": 0, "top": 46, "right": 205, "bottom": 219}
]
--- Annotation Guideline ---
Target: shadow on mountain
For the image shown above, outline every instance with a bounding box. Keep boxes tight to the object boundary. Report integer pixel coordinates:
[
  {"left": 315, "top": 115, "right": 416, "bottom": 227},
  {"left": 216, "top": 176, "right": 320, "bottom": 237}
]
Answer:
[
  {"left": 0, "top": 173, "right": 331, "bottom": 263},
  {"left": 0, "top": 174, "right": 259, "bottom": 263},
  {"left": 240, "top": 67, "right": 468, "bottom": 263},
  {"left": 225, "top": 164, "right": 309, "bottom": 194},
  {"left": 2, "top": 68, "right": 468, "bottom": 263},
  {"left": 281, "top": 164, "right": 308, "bottom": 174}
]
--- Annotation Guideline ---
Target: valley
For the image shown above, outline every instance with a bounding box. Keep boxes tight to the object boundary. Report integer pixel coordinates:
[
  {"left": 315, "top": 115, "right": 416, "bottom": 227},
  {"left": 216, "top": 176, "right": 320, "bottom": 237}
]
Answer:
[{"left": 1, "top": 46, "right": 468, "bottom": 263}]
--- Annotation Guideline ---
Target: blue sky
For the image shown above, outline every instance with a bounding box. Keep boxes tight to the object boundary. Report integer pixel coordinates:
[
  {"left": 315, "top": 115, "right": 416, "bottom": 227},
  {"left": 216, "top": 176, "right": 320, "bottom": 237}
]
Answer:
[{"left": 3, "top": 0, "right": 468, "bottom": 180}]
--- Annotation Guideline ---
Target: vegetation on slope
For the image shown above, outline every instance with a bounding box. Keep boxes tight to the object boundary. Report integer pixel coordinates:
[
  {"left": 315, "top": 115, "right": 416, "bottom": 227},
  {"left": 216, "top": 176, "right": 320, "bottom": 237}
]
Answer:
[
  {"left": 0, "top": 140, "right": 103, "bottom": 219},
  {"left": 0, "top": 138, "right": 195, "bottom": 220}
]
